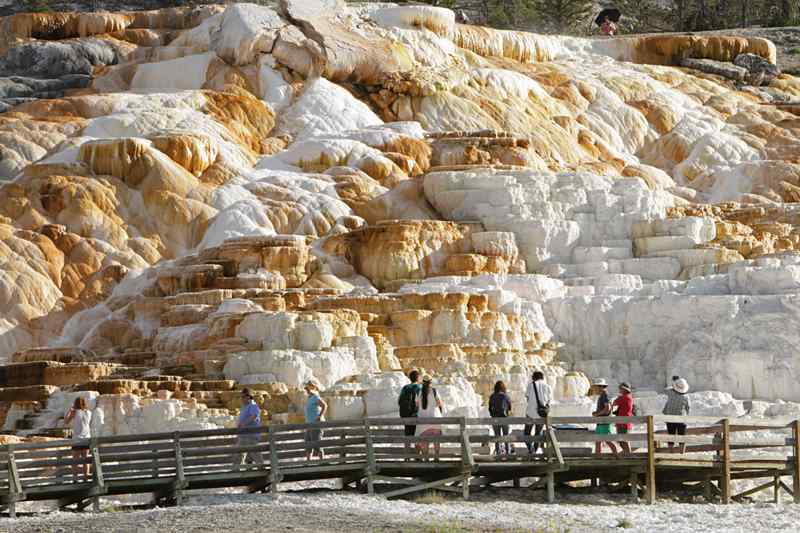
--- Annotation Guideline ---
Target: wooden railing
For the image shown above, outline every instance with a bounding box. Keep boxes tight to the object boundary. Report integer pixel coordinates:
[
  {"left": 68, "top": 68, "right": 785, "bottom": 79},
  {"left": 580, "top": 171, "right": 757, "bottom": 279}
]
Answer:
[{"left": 1, "top": 415, "right": 798, "bottom": 517}]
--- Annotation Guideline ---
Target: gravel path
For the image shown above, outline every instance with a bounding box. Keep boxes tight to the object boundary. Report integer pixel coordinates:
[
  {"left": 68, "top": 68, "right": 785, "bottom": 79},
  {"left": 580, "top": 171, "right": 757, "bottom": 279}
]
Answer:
[{"left": 3, "top": 490, "right": 799, "bottom": 533}]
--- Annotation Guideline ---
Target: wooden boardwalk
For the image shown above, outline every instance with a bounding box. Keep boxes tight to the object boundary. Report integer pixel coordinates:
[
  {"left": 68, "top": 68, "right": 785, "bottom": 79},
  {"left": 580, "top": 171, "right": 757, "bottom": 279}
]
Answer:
[{"left": 2, "top": 415, "right": 799, "bottom": 517}]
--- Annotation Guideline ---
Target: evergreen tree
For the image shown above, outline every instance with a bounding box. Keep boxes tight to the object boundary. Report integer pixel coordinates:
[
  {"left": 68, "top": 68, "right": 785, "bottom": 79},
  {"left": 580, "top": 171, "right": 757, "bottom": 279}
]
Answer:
[
  {"left": 531, "top": 0, "right": 595, "bottom": 34},
  {"left": 484, "top": 0, "right": 538, "bottom": 30}
]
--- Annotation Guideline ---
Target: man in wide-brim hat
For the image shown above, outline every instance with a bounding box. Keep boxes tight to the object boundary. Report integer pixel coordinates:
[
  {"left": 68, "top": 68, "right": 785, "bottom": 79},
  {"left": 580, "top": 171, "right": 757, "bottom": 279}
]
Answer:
[
  {"left": 591, "top": 378, "right": 618, "bottom": 456},
  {"left": 663, "top": 378, "right": 690, "bottom": 453},
  {"left": 612, "top": 382, "right": 634, "bottom": 453}
]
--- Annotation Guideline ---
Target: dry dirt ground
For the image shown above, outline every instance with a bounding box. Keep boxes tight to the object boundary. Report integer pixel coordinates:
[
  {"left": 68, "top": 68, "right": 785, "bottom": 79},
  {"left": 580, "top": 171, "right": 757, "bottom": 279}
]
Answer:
[{"left": 2, "top": 489, "right": 799, "bottom": 533}]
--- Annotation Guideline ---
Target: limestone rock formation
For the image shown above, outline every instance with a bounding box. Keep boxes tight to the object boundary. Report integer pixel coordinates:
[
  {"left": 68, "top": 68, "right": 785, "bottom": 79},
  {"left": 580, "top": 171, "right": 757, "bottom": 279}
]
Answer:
[{"left": 1, "top": 1, "right": 800, "bottom": 439}]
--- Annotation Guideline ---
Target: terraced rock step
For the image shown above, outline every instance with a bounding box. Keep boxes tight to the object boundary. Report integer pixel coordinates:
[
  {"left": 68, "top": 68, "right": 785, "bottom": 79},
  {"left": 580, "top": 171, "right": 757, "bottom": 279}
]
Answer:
[{"left": 0, "top": 0, "right": 799, "bottom": 445}]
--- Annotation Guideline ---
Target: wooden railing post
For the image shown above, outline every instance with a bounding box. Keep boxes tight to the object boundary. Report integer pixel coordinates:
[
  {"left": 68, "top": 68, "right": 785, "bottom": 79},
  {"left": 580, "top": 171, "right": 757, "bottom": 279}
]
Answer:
[
  {"left": 459, "top": 418, "right": 472, "bottom": 500},
  {"left": 339, "top": 429, "right": 347, "bottom": 462},
  {"left": 629, "top": 471, "right": 639, "bottom": 503},
  {"left": 721, "top": 419, "right": 731, "bottom": 504},
  {"left": 793, "top": 419, "right": 800, "bottom": 504},
  {"left": 363, "top": 419, "right": 376, "bottom": 495},
  {"left": 6, "top": 444, "right": 21, "bottom": 519},
  {"left": 152, "top": 444, "right": 159, "bottom": 479},
  {"left": 269, "top": 426, "right": 281, "bottom": 495},
  {"left": 646, "top": 415, "right": 656, "bottom": 504},
  {"left": 173, "top": 432, "right": 185, "bottom": 506},
  {"left": 90, "top": 438, "right": 104, "bottom": 512}
]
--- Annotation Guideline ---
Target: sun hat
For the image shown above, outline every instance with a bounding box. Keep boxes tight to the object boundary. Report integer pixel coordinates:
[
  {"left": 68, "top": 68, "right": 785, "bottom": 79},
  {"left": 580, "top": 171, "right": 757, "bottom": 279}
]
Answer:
[
  {"left": 304, "top": 380, "right": 319, "bottom": 391},
  {"left": 672, "top": 378, "right": 689, "bottom": 394},
  {"left": 422, "top": 374, "right": 433, "bottom": 383},
  {"left": 593, "top": 378, "right": 608, "bottom": 387},
  {"left": 619, "top": 382, "right": 632, "bottom": 393}
]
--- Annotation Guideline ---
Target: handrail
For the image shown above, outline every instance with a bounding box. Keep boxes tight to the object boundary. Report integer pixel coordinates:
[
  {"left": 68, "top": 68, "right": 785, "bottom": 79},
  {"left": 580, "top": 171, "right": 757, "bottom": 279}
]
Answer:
[
  {"left": 3, "top": 415, "right": 798, "bottom": 452},
  {"left": 2, "top": 414, "right": 800, "bottom": 515}
]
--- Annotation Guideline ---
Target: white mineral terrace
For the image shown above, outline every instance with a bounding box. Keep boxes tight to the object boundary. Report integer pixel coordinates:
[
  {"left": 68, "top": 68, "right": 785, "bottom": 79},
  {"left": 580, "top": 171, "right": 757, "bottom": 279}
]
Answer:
[{"left": 0, "top": 0, "right": 799, "bottom": 448}]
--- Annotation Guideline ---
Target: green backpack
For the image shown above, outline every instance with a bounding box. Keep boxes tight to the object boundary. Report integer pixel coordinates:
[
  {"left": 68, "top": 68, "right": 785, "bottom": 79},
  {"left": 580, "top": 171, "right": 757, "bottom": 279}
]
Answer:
[{"left": 398, "top": 384, "right": 418, "bottom": 417}]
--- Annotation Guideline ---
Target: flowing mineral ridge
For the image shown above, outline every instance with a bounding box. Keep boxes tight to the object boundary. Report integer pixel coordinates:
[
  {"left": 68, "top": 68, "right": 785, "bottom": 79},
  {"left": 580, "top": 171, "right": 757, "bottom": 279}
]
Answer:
[{"left": 0, "top": 0, "right": 799, "bottom": 438}]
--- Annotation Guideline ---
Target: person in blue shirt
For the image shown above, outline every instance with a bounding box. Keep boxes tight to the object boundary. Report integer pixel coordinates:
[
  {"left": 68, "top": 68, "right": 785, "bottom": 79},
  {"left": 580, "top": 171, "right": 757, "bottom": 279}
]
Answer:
[
  {"left": 304, "top": 380, "right": 328, "bottom": 461},
  {"left": 233, "top": 388, "right": 263, "bottom": 470}
]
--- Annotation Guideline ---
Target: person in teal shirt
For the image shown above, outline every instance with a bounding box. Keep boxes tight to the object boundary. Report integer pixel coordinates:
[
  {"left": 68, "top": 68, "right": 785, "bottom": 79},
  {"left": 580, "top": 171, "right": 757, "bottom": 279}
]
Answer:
[{"left": 304, "top": 381, "right": 328, "bottom": 461}]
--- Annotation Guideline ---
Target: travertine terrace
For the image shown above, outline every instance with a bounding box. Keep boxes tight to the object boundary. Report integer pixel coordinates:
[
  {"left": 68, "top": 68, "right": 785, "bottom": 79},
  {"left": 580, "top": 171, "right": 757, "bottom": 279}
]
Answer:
[{"left": 0, "top": 1, "right": 799, "bottom": 438}]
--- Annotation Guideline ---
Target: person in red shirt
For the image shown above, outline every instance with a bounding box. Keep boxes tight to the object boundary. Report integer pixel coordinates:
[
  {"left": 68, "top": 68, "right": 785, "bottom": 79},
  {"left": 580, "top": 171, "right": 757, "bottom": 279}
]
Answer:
[
  {"left": 601, "top": 17, "right": 617, "bottom": 37},
  {"left": 612, "top": 382, "right": 634, "bottom": 454}
]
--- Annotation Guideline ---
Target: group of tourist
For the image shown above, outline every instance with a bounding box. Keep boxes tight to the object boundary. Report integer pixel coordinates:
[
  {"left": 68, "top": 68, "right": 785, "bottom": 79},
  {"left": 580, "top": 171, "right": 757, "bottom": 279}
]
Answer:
[
  {"left": 593, "top": 376, "right": 691, "bottom": 455},
  {"left": 398, "top": 370, "right": 446, "bottom": 460},
  {"left": 591, "top": 379, "right": 635, "bottom": 456},
  {"left": 397, "top": 370, "right": 555, "bottom": 459},
  {"left": 397, "top": 369, "right": 692, "bottom": 459},
  {"left": 232, "top": 380, "right": 329, "bottom": 469},
  {"left": 62, "top": 370, "right": 691, "bottom": 477}
]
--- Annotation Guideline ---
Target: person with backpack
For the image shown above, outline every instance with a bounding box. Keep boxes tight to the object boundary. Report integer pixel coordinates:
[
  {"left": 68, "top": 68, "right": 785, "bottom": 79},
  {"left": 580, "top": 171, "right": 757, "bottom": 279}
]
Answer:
[
  {"left": 489, "top": 380, "right": 512, "bottom": 456},
  {"left": 415, "top": 375, "right": 444, "bottom": 461},
  {"left": 398, "top": 369, "right": 422, "bottom": 457},
  {"left": 524, "top": 371, "right": 551, "bottom": 456},
  {"left": 591, "top": 378, "right": 618, "bottom": 457},
  {"left": 612, "top": 382, "right": 635, "bottom": 454}
]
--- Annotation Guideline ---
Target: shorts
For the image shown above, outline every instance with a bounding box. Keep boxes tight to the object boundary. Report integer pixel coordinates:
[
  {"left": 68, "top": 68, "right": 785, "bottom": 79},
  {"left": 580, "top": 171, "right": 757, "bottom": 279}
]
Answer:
[
  {"left": 72, "top": 444, "right": 89, "bottom": 451},
  {"left": 419, "top": 428, "right": 441, "bottom": 437},
  {"left": 404, "top": 424, "right": 416, "bottom": 436},
  {"left": 305, "top": 428, "right": 323, "bottom": 442},
  {"left": 615, "top": 425, "right": 630, "bottom": 434},
  {"left": 666, "top": 423, "right": 687, "bottom": 435},
  {"left": 595, "top": 423, "right": 612, "bottom": 435}
]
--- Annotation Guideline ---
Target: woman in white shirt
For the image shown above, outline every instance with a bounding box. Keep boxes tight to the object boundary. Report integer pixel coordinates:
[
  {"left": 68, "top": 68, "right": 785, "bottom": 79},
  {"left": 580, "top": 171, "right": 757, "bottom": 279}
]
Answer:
[
  {"left": 415, "top": 375, "right": 444, "bottom": 461},
  {"left": 64, "top": 397, "right": 92, "bottom": 482}
]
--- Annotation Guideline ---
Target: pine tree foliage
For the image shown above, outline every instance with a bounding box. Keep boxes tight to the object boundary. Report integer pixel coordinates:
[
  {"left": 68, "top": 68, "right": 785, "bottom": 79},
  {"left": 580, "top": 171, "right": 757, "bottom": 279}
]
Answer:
[
  {"left": 614, "top": 0, "right": 800, "bottom": 32},
  {"left": 532, "top": 0, "right": 595, "bottom": 34},
  {"left": 412, "top": 0, "right": 800, "bottom": 32}
]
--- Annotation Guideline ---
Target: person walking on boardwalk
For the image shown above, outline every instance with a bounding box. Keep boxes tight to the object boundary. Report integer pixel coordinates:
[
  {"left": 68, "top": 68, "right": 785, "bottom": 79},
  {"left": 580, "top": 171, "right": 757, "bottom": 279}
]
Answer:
[
  {"left": 489, "top": 380, "right": 513, "bottom": 457},
  {"left": 398, "top": 369, "right": 422, "bottom": 457},
  {"left": 663, "top": 378, "right": 690, "bottom": 454},
  {"left": 524, "top": 370, "right": 551, "bottom": 456},
  {"left": 612, "top": 382, "right": 635, "bottom": 454},
  {"left": 304, "top": 380, "right": 328, "bottom": 461},
  {"left": 233, "top": 388, "right": 264, "bottom": 470},
  {"left": 591, "top": 379, "right": 619, "bottom": 457},
  {"left": 64, "top": 396, "right": 92, "bottom": 482},
  {"left": 415, "top": 375, "right": 444, "bottom": 461}
]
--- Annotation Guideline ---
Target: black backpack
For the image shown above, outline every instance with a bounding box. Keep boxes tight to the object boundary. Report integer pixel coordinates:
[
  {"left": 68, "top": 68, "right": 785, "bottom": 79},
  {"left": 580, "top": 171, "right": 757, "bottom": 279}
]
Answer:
[
  {"left": 398, "top": 384, "right": 418, "bottom": 417},
  {"left": 489, "top": 393, "right": 509, "bottom": 417}
]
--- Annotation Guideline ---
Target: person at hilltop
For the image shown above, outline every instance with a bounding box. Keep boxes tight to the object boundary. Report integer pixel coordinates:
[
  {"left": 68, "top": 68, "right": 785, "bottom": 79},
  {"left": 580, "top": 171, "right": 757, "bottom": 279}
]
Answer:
[
  {"left": 663, "top": 378, "right": 691, "bottom": 454},
  {"left": 233, "top": 388, "right": 264, "bottom": 470},
  {"left": 592, "top": 379, "right": 619, "bottom": 457},
  {"left": 612, "top": 382, "right": 635, "bottom": 454},
  {"left": 524, "top": 370, "right": 552, "bottom": 456},
  {"left": 489, "top": 380, "right": 513, "bottom": 457},
  {"left": 64, "top": 396, "right": 92, "bottom": 482},
  {"left": 415, "top": 375, "right": 444, "bottom": 461},
  {"left": 304, "top": 380, "right": 328, "bottom": 461},
  {"left": 398, "top": 369, "right": 422, "bottom": 458},
  {"left": 601, "top": 16, "right": 618, "bottom": 37}
]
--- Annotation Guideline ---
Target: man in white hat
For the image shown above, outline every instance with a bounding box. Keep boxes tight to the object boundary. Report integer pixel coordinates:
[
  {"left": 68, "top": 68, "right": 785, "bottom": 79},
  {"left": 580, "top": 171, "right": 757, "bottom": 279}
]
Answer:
[
  {"left": 663, "top": 378, "right": 690, "bottom": 453},
  {"left": 591, "top": 378, "right": 618, "bottom": 457}
]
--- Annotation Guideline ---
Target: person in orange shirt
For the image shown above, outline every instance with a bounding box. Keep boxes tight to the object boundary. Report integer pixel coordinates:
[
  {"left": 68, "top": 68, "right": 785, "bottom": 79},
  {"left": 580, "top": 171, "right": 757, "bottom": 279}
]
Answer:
[{"left": 612, "top": 382, "right": 634, "bottom": 454}]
